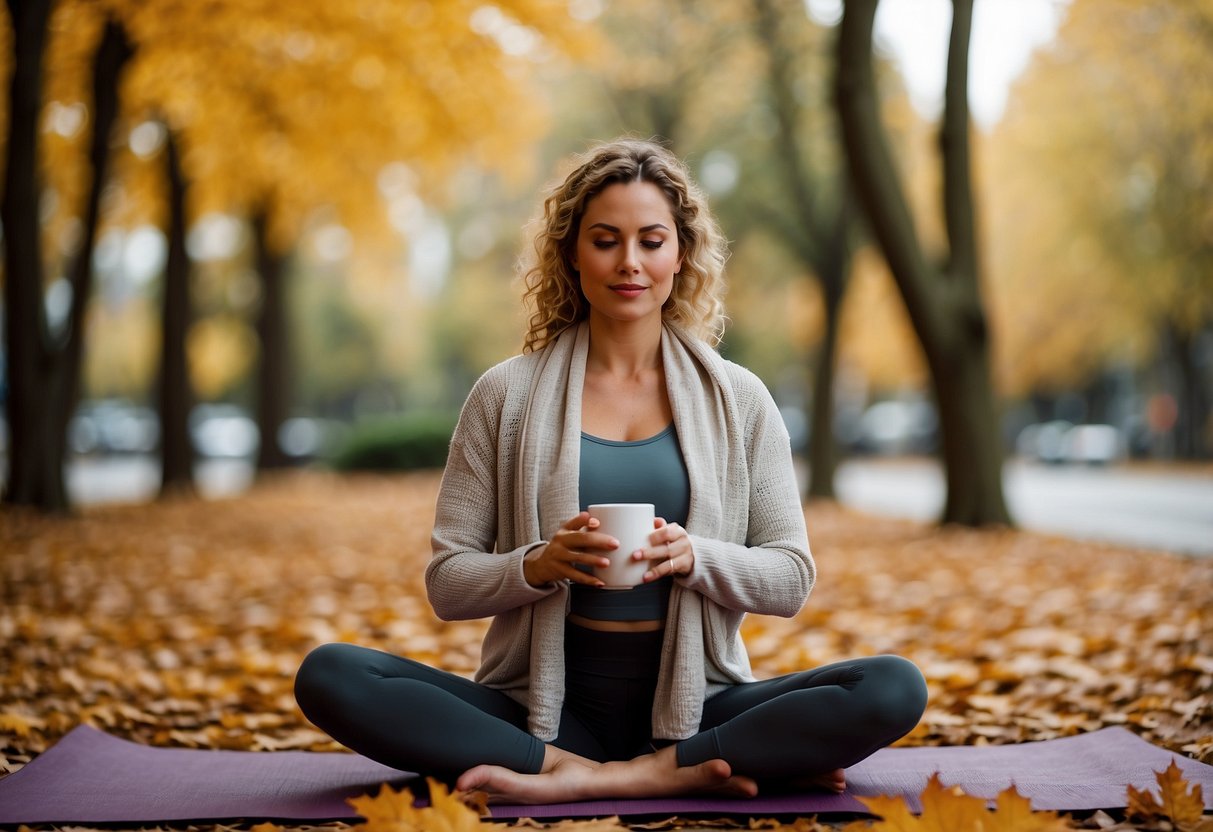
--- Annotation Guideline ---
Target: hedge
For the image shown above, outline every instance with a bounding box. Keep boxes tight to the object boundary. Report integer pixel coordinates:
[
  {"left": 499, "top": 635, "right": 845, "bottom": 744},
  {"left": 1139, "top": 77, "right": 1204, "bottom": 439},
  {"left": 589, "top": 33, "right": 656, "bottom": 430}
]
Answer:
[{"left": 327, "top": 412, "right": 458, "bottom": 472}]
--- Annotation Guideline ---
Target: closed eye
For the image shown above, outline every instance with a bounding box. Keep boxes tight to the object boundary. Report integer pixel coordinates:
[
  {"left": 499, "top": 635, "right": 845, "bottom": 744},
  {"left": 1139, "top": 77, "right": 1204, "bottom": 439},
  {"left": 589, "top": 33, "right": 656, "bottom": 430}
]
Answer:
[{"left": 591, "top": 239, "right": 666, "bottom": 250}]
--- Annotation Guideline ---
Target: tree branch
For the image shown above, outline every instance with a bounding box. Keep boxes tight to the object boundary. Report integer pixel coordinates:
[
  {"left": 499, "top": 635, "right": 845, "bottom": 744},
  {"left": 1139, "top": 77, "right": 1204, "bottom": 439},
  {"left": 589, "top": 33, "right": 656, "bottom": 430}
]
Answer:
[
  {"left": 941, "top": 0, "right": 977, "bottom": 281},
  {"left": 835, "top": 0, "right": 943, "bottom": 341},
  {"left": 753, "top": 0, "right": 823, "bottom": 269}
]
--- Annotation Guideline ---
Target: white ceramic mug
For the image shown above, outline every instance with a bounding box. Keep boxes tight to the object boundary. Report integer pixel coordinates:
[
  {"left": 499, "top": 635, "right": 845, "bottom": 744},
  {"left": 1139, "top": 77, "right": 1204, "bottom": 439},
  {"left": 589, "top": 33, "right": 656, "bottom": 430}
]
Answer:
[{"left": 588, "top": 503, "right": 655, "bottom": 589}]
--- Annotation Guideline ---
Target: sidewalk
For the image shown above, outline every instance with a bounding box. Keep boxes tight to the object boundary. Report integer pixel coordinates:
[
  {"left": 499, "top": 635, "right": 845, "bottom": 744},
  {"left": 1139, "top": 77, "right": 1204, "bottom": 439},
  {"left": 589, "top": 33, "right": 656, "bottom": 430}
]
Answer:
[{"left": 832, "top": 456, "right": 1213, "bottom": 556}]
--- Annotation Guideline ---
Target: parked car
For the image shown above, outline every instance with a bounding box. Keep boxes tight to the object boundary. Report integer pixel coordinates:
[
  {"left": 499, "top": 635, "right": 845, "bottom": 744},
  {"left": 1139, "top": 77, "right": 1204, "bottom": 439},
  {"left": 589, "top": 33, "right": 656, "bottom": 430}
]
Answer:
[
  {"left": 69, "top": 400, "right": 159, "bottom": 454},
  {"left": 189, "top": 404, "right": 259, "bottom": 458},
  {"left": 851, "top": 399, "right": 938, "bottom": 455},
  {"left": 1015, "top": 420, "right": 1124, "bottom": 465},
  {"left": 1015, "top": 420, "right": 1073, "bottom": 464},
  {"left": 1061, "top": 423, "right": 1124, "bottom": 465}
]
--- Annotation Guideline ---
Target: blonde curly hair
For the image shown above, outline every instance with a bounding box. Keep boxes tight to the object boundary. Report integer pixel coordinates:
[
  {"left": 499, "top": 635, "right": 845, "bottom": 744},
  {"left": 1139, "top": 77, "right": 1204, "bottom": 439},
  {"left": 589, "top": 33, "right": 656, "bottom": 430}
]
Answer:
[{"left": 521, "top": 138, "right": 728, "bottom": 353}]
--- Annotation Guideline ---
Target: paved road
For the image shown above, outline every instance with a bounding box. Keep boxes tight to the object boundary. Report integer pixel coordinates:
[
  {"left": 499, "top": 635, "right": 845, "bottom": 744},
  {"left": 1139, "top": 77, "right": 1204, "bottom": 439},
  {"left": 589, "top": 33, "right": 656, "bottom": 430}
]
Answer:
[
  {"left": 834, "top": 457, "right": 1213, "bottom": 557},
  {"left": 54, "top": 454, "right": 1213, "bottom": 557},
  {"left": 65, "top": 455, "right": 255, "bottom": 505}
]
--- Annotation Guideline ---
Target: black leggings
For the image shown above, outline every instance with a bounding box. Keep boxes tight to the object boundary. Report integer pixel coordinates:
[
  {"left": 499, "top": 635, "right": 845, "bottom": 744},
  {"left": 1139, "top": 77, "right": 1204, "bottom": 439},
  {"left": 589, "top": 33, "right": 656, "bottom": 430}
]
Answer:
[{"left": 294, "top": 629, "right": 927, "bottom": 783}]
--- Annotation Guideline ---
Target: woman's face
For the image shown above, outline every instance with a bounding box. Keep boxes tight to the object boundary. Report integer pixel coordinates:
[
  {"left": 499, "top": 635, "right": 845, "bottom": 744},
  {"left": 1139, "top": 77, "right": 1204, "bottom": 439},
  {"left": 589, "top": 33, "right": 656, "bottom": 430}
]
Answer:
[{"left": 573, "top": 181, "right": 683, "bottom": 330}]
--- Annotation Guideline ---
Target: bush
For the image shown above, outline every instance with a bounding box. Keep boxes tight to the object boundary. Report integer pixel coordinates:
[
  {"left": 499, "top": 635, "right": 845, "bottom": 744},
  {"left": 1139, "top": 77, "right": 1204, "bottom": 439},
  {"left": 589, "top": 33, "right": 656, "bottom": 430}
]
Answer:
[{"left": 328, "top": 412, "right": 458, "bottom": 472}]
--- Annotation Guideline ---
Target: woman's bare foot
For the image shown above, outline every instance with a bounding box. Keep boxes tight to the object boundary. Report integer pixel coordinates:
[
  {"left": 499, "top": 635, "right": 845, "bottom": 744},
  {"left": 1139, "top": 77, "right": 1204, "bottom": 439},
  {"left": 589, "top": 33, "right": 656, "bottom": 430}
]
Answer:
[
  {"left": 457, "top": 752, "right": 600, "bottom": 803},
  {"left": 456, "top": 744, "right": 758, "bottom": 804}
]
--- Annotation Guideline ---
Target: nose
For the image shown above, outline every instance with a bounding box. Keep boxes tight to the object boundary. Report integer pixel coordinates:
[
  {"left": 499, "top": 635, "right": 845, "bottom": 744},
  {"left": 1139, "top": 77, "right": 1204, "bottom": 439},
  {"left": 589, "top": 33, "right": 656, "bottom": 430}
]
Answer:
[{"left": 618, "top": 241, "right": 640, "bottom": 274}]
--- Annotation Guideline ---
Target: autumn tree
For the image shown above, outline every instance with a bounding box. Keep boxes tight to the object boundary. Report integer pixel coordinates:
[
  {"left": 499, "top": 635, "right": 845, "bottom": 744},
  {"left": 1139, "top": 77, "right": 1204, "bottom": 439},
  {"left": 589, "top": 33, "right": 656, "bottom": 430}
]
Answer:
[
  {"left": 5, "top": 0, "right": 587, "bottom": 509},
  {"left": 112, "top": 1, "right": 585, "bottom": 481},
  {"left": 550, "top": 0, "right": 754, "bottom": 152},
  {"left": 2, "top": 1, "right": 131, "bottom": 510},
  {"left": 986, "top": 0, "right": 1213, "bottom": 458},
  {"left": 836, "top": 0, "right": 1011, "bottom": 525}
]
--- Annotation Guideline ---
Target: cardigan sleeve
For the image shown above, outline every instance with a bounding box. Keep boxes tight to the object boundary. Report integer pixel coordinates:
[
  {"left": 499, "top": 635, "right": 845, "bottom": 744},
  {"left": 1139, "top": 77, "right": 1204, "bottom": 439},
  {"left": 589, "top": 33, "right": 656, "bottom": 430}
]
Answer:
[
  {"left": 678, "top": 366, "right": 815, "bottom": 617},
  {"left": 426, "top": 363, "right": 557, "bottom": 621}
]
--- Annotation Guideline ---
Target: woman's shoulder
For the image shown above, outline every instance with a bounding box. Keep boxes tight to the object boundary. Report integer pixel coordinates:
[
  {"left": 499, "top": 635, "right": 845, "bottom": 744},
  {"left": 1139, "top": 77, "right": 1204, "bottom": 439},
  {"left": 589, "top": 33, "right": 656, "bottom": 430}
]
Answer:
[
  {"left": 461, "top": 351, "right": 542, "bottom": 413},
  {"left": 473, "top": 351, "right": 526, "bottom": 385},
  {"left": 713, "top": 360, "right": 791, "bottom": 452},
  {"left": 476, "top": 351, "right": 537, "bottom": 386},
  {"left": 709, "top": 353, "right": 774, "bottom": 407},
  {"left": 717, "top": 356, "right": 766, "bottom": 392}
]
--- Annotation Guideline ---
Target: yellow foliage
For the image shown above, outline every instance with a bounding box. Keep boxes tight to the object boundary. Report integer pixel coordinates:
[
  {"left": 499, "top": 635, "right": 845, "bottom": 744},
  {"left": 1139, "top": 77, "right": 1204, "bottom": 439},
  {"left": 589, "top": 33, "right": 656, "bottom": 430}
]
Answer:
[
  {"left": 985, "top": 786, "right": 1076, "bottom": 832},
  {"left": 846, "top": 774, "right": 1075, "bottom": 832},
  {"left": 348, "top": 778, "right": 489, "bottom": 832},
  {"left": 38, "top": 0, "right": 108, "bottom": 260},
  {"left": 3, "top": 475, "right": 1212, "bottom": 829},
  {"left": 985, "top": 0, "right": 1213, "bottom": 392},
  {"left": 82, "top": 296, "right": 160, "bottom": 397},
  {"left": 187, "top": 314, "right": 257, "bottom": 399},
  {"left": 1126, "top": 760, "right": 1207, "bottom": 832},
  {"left": 0, "top": 712, "right": 47, "bottom": 738},
  {"left": 839, "top": 247, "right": 927, "bottom": 391},
  {"left": 347, "top": 782, "right": 424, "bottom": 830},
  {"left": 34, "top": 0, "right": 594, "bottom": 255}
]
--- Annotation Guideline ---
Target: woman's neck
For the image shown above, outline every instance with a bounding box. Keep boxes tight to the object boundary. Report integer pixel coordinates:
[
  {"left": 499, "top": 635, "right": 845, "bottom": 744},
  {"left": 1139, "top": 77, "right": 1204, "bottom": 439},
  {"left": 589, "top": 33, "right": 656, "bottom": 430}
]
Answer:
[{"left": 585, "top": 314, "right": 662, "bottom": 377}]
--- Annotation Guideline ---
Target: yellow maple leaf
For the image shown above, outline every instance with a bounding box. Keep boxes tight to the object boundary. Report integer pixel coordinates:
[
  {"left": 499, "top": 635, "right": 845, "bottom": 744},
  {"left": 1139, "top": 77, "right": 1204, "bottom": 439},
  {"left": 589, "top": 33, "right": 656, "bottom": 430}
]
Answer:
[
  {"left": 348, "top": 778, "right": 490, "bottom": 832},
  {"left": 1127, "top": 782, "right": 1166, "bottom": 821},
  {"left": 426, "top": 778, "right": 494, "bottom": 832},
  {"left": 1127, "top": 760, "right": 1205, "bottom": 832},
  {"left": 849, "top": 773, "right": 1076, "bottom": 831},
  {"left": 0, "top": 713, "right": 45, "bottom": 738},
  {"left": 986, "top": 785, "right": 1075, "bottom": 832},
  {"left": 347, "top": 782, "right": 424, "bottom": 830},
  {"left": 848, "top": 790, "right": 922, "bottom": 831}
]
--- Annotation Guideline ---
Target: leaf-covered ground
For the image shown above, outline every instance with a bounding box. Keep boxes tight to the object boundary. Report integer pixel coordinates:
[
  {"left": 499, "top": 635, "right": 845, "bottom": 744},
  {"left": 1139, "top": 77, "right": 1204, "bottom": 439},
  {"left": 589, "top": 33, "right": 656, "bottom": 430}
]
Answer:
[{"left": 1, "top": 470, "right": 1211, "bottom": 824}]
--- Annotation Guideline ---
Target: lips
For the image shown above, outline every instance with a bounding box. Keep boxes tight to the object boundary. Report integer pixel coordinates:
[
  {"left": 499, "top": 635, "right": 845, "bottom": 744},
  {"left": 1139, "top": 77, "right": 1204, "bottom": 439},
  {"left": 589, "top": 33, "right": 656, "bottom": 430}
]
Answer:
[{"left": 609, "top": 283, "right": 648, "bottom": 297}]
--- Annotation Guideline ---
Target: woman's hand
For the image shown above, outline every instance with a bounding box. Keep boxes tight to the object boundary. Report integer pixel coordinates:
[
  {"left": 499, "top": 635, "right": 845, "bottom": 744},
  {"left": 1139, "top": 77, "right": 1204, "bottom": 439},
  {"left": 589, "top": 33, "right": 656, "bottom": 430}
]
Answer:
[
  {"left": 523, "top": 512, "right": 616, "bottom": 588},
  {"left": 637, "top": 518, "right": 695, "bottom": 582}
]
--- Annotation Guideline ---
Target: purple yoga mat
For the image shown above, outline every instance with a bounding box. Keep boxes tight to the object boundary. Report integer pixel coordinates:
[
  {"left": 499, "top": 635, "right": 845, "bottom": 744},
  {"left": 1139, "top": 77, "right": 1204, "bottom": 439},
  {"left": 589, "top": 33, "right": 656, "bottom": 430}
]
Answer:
[{"left": 0, "top": 726, "right": 1210, "bottom": 825}]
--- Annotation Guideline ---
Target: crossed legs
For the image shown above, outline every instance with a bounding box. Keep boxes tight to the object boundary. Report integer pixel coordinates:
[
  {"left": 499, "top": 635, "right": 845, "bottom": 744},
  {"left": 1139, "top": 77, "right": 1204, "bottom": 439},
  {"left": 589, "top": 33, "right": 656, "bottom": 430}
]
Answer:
[{"left": 294, "top": 645, "right": 926, "bottom": 804}]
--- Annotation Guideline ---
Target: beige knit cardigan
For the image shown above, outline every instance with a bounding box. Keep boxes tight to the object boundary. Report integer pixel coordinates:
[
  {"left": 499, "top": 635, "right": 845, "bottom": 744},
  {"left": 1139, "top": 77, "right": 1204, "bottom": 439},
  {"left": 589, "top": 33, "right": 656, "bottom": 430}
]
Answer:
[{"left": 426, "top": 322, "right": 814, "bottom": 742}]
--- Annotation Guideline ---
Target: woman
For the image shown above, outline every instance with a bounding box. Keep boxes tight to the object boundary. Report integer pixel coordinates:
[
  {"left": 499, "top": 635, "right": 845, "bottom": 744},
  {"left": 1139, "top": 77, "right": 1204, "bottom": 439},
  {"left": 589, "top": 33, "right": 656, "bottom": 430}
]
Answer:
[{"left": 294, "top": 138, "right": 927, "bottom": 804}]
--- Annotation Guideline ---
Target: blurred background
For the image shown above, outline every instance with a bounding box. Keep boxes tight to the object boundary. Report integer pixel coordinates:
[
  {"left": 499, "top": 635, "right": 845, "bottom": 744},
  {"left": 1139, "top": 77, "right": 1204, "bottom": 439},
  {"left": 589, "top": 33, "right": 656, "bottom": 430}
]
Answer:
[{"left": 2, "top": 0, "right": 1210, "bottom": 552}]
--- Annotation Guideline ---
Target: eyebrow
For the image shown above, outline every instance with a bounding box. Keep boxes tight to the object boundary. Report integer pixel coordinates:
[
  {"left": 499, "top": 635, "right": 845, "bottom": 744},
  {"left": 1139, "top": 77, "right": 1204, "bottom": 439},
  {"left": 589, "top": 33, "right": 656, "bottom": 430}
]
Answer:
[{"left": 587, "top": 222, "right": 671, "bottom": 233}]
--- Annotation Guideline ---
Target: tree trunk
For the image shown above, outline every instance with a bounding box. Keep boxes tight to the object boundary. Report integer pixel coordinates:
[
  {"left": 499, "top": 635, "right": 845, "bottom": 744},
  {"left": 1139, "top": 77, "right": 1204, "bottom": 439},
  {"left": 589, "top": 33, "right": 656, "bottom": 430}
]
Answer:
[
  {"left": 253, "top": 211, "right": 291, "bottom": 471},
  {"left": 158, "top": 130, "right": 195, "bottom": 496},
  {"left": 807, "top": 276, "right": 843, "bottom": 499},
  {"left": 805, "top": 191, "right": 855, "bottom": 500},
  {"left": 931, "top": 334, "right": 1009, "bottom": 524},
  {"left": 1168, "top": 324, "right": 1207, "bottom": 459},
  {"left": 58, "top": 19, "right": 133, "bottom": 455},
  {"left": 2, "top": 5, "right": 130, "bottom": 511},
  {"left": 836, "top": 0, "right": 1011, "bottom": 526},
  {"left": 2, "top": 0, "right": 56, "bottom": 508}
]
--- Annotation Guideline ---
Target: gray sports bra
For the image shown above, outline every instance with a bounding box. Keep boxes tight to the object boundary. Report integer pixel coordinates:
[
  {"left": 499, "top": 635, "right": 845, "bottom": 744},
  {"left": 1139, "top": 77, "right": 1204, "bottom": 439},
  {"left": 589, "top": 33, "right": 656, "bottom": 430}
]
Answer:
[{"left": 570, "top": 424, "right": 690, "bottom": 621}]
